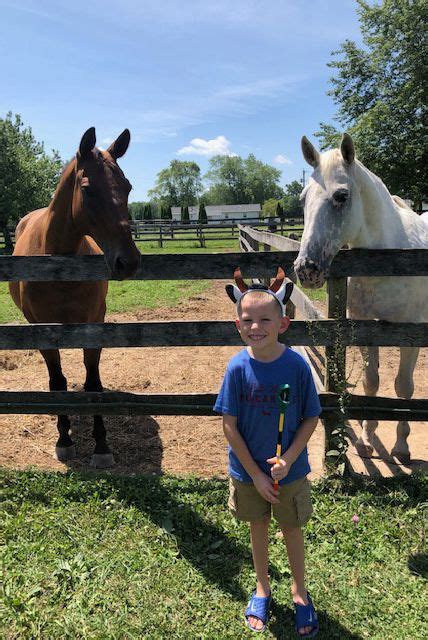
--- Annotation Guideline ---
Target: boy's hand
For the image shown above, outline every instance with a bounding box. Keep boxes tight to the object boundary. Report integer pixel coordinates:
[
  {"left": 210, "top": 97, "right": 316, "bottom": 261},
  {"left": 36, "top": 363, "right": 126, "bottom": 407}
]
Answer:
[
  {"left": 266, "top": 454, "right": 292, "bottom": 482},
  {"left": 253, "top": 472, "right": 280, "bottom": 504}
]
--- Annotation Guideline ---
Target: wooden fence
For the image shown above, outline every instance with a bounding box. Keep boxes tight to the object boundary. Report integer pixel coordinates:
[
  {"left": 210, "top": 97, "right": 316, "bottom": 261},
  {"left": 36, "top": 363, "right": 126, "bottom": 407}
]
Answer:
[
  {"left": 130, "top": 219, "right": 304, "bottom": 247},
  {"left": 0, "top": 219, "right": 304, "bottom": 251},
  {"left": 237, "top": 224, "right": 428, "bottom": 459},
  {"left": 0, "top": 249, "right": 426, "bottom": 429}
]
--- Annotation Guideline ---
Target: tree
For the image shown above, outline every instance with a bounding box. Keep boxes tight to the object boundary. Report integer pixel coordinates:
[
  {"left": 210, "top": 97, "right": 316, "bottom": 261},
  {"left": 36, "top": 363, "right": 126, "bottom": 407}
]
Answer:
[
  {"left": 261, "top": 198, "right": 280, "bottom": 219},
  {"left": 316, "top": 0, "right": 427, "bottom": 207},
  {"left": 143, "top": 203, "right": 152, "bottom": 221},
  {"left": 244, "top": 154, "right": 283, "bottom": 203},
  {"left": 276, "top": 201, "right": 284, "bottom": 220},
  {"left": 160, "top": 204, "right": 171, "bottom": 220},
  {"left": 128, "top": 202, "right": 145, "bottom": 220},
  {"left": 0, "top": 112, "right": 62, "bottom": 252},
  {"left": 204, "top": 154, "right": 283, "bottom": 205},
  {"left": 148, "top": 160, "right": 202, "bottom": 208},
  {"left": 181, "top": 205, "right": 190, "bottom": 223},
  {"left": 204, "top": 155, "right": 248, "bottom": 204},
  {"left": 281, "top": 181, "right": 304, "bottom": 218},
  {"left": 198, "top": 202, "right": 208, "bottom": 224}
]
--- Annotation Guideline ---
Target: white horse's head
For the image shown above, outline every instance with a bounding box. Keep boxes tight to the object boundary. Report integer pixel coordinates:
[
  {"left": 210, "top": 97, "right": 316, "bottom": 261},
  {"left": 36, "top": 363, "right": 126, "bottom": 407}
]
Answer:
[{"left": 294, "top": 134, "right": 364, "bottom": 288}]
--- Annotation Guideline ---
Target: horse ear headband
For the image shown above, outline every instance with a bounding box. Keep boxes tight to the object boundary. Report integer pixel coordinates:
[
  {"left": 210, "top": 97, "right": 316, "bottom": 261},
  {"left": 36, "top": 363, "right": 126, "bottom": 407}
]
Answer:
[{"left": 225, "top": 267, "right": 294, "bottom": 316}]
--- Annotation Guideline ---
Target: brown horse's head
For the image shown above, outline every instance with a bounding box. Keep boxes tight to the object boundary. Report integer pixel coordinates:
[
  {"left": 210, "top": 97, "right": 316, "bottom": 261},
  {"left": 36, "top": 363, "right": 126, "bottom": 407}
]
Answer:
[{"left": 73, "top": 127, "right": 141, "bottom": 279}]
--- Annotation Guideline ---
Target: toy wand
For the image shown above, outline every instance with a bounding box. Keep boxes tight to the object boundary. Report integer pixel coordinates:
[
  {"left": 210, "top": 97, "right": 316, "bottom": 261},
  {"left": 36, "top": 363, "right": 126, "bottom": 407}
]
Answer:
[{"left": 273, "top": 384, "right": 291, "bottom": 492}]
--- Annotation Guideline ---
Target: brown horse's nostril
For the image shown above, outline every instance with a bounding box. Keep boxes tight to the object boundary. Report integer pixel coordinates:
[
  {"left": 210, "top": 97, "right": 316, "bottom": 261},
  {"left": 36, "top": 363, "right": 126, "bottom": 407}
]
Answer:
[
  {"left": 114, "top": 254, "right": 140, "bottom": 279},
  {"left": 114, "top": 256, "right": 126, "bottom": 276}
]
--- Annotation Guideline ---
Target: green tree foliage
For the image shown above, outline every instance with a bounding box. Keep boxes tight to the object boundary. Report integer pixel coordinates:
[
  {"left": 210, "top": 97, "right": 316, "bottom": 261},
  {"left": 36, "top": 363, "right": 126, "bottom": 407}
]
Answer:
[
  {"left": 160, "top": 204, "right": 171, "bottom": 220},
  {"left": 143, "top": 203, "right": 153, "bottom": 221},
  {"left": 0, "top": 112, "right": 62, "bottom": 252},
  {"left": 276, "top": 200, "right": 284, "bottom": 220},
  {"left": 181, "top": 205, "right": 190, "bottom": 223},
  {"left": 148, "top": 160, "right": 202, "bottom": 208},
  {"left": 128, "top": 202, "right": 145, "bottom": 220},
  {"left": 204, "top": 154, "right": 283, "bottom": 205},
  {"left": 316, "top": 0, "right": 427, "bottom": 206},
  {"left": 198, "top": 202, "right": 208, "bottom": 224},
  {"left": 281, "top": 180, "right": 304, "bottom": 218},
  {"left": 261, "top": 198, "right": 280, "bottom": 219}
]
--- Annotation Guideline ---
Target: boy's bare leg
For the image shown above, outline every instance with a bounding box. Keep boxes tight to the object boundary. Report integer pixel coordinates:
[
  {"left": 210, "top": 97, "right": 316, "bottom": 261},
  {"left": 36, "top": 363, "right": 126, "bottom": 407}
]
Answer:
[
  {"left": 248, "top": 517, "right": 271, "bottom": 631},
  {"left": 281, "top": 525, "right": 313, "bottom": 636}
]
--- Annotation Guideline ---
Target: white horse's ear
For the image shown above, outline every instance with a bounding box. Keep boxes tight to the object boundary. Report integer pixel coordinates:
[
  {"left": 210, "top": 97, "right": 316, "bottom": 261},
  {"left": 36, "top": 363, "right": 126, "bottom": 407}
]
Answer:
[
  {"left": 299, "top": 184, "right": 310, "bottom": 202},
  {"left": 301, "top": 136, "right": 320, "bottom": 168},
  {"left": 341, "top": 133, "right": 355, "bottom": 164}
]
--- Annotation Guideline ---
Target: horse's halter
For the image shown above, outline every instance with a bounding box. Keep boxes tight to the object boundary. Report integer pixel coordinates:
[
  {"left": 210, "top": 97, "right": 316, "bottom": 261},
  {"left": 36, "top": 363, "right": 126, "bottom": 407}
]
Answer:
[{"left": 225, "top": 267, "right": 294, "bottom": 316}]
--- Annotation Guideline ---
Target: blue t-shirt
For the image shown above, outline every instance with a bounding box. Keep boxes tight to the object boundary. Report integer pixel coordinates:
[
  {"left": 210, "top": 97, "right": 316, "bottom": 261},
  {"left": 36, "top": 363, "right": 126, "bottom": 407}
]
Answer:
[{"left": 214, "top": 347, "right": 321, "bottom": 485}]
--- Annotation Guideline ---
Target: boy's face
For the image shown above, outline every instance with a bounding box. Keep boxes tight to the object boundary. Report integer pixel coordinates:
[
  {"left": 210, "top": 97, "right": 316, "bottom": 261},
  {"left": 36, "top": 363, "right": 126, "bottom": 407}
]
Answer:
[{"left": 236, "top": 293, "right": 290, "bottom": 353}]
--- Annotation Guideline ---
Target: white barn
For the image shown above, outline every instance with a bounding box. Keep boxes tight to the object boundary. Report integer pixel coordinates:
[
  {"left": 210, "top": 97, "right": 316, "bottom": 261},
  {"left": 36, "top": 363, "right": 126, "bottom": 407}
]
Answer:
[{"left": 170, "top": 204, "right": 260, "bottom": 224}]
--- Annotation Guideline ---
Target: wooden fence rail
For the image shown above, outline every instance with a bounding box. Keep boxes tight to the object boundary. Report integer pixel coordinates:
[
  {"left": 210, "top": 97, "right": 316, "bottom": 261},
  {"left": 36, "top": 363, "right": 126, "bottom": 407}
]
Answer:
[
  {"left": 0, "top": 391, "right": 426, "bottom": 421},
  {"left": 1, "top": 249, "right": 427, "bottom": 281},
  {"left": 0, "top": 320, "right": 425, "bottom": 350},
  {"left": 0, "top": 250, "right": 427, "bottom": 427}
]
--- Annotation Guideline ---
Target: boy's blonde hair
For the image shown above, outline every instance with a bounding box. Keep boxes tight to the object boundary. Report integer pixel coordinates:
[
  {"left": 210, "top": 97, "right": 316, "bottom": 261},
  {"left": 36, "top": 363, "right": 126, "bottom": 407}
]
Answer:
[{"left": 237, "top": 289, "right": 283, "bottom": 317}]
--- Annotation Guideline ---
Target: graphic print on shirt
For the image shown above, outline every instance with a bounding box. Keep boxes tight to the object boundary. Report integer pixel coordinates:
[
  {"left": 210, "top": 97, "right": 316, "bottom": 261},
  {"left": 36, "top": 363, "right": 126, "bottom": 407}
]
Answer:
[{"left": 240, "top": 382, "right": 294, "bottom": 417}]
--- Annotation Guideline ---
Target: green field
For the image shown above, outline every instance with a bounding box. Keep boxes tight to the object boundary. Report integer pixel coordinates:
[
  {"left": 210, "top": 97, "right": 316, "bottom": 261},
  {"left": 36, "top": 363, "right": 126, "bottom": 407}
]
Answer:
[{"left": 1, "top": 469, "right": 425, "bottom": 639}]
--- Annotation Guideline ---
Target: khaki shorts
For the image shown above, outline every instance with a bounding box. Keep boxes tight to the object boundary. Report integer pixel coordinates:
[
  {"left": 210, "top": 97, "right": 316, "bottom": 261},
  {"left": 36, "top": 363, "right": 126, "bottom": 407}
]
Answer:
[{"left": 228, "top": 476, "right": 313, "bottom": 527}]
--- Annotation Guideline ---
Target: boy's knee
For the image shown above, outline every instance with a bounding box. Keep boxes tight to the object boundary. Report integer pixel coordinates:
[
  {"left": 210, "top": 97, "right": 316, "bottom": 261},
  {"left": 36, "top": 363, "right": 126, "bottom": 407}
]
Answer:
[
  {"left": 251, "top": 514, "right": 271, "bottom": 526},
  {"left": 280, "top": 524, "right": 302, "bottom": 537}
]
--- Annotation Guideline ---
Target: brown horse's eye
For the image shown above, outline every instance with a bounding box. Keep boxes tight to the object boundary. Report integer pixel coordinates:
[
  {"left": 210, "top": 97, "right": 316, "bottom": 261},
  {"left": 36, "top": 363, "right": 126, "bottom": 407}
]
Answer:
[{"left": 82, "top": 185, "right": 97, "bottom": 199}]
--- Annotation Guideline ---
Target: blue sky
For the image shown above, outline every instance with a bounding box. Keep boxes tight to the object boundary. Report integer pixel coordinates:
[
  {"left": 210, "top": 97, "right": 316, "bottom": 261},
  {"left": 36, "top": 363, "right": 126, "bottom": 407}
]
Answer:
[{"left": 1, "top": 0, "right": 362, "bottom": 201}]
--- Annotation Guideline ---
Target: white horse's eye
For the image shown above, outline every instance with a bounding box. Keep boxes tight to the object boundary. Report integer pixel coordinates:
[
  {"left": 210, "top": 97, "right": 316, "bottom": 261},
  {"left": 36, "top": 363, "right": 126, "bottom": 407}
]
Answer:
[{"left": 332, "top": 189, "right": 349, "bottom": 205}]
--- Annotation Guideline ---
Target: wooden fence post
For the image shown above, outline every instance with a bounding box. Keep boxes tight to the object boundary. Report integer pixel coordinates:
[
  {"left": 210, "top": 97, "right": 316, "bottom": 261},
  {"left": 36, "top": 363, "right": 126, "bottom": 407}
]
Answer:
[
  {"left": 158, "top": 225, "right": 163, "bottom": 248},
  {"left": 325, "top": 277, "right": 348, "bottom": 469}
]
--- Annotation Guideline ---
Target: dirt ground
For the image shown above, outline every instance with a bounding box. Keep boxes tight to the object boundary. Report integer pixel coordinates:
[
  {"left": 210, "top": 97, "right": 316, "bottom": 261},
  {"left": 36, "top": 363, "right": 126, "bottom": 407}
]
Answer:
[{"left": 0, "top": 280, "right": 426, "bottom": 479}]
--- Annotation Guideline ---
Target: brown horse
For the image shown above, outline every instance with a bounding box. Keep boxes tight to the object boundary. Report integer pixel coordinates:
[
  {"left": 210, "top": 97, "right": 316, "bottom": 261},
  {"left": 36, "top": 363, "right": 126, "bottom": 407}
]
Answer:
[{"left": 9, "top": 127, "right": 141, "bottom": 467}]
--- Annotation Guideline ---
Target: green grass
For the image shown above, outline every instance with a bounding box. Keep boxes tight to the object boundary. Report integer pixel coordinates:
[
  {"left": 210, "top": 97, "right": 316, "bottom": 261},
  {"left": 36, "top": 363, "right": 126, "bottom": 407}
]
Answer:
[
  {"left": 106, "top": 280, "right": 208, "bottom": 314},
  {"left": 135, "top": 238, "right": 241, "bottom": 253},
  {"left": 1, "top": 469, "right": 426, "bottom": 639},
  {"left": 0, "top": 284, "right": 26, "bottom": 324}
]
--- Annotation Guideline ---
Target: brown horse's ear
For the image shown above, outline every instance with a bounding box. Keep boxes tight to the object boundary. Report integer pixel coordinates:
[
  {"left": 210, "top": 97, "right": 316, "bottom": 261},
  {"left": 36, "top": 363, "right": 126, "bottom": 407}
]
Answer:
[
  {"left": 78, "top": 127, "right": 96, "bottom": 160},
  {"left": 301, "top": 136, "right": 319, "bottom": 168},
  {"left": 107, "top": 129, "right": 131, "bottom": 160}
]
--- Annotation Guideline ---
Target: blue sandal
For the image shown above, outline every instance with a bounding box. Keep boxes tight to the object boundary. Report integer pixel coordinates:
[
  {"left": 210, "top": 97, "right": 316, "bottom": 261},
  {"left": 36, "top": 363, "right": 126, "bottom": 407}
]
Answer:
[
  {"left": 293, "top": 593, "right": 319, "bottom": 638},
  {"left": 244, "top": 590, "right": 272, "bottom": 633},
  {"left": 294, "top": 592, "right": 319, "bottom": 637}
]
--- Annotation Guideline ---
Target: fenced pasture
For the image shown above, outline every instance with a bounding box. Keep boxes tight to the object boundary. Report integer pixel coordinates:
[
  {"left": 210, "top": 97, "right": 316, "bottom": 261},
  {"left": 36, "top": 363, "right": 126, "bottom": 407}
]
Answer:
[
  {"left": 1, "top": 238, "right": 427, "bottom": 640},
  {"left": 0, "top": 219, "right": 304, "bottom": 253},
  {"left": 0, "top": 247, "right": 426, "bottom": 452}
]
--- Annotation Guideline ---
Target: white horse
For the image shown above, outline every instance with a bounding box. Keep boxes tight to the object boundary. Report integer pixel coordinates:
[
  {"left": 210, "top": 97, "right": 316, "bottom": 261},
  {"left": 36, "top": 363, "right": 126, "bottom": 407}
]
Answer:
[{"left": 294, "top": 133, "right": 428, "bottom": 463}]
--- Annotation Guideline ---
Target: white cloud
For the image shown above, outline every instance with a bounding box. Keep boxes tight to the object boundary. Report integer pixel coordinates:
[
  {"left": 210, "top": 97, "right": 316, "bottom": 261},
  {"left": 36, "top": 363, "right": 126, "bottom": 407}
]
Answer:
[
  {"left": 273, "top": 154, "right": 292, "bottom": 165},
  {"left": 177, "top": 135, "right": 235, "bottom": 157}
]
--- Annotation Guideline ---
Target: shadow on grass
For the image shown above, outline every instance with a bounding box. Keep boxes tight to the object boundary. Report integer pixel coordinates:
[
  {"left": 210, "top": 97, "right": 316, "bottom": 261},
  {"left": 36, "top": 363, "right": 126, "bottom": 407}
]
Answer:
[
  {"left": 270, "top": 601, "right": 363, "bottom": 640},
  {"left": 3, "top": 469, "right": 425, "bottom": 640},
  {"left": 408, "top": 553, "right": 427, "bottom": 579}
]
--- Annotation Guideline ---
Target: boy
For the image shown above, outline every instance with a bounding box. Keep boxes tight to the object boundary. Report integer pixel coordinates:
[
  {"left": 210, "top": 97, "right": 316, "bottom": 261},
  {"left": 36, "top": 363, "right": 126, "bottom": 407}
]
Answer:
[{"left": 214, "top": 268, "right": 320, "bottom": 637}]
